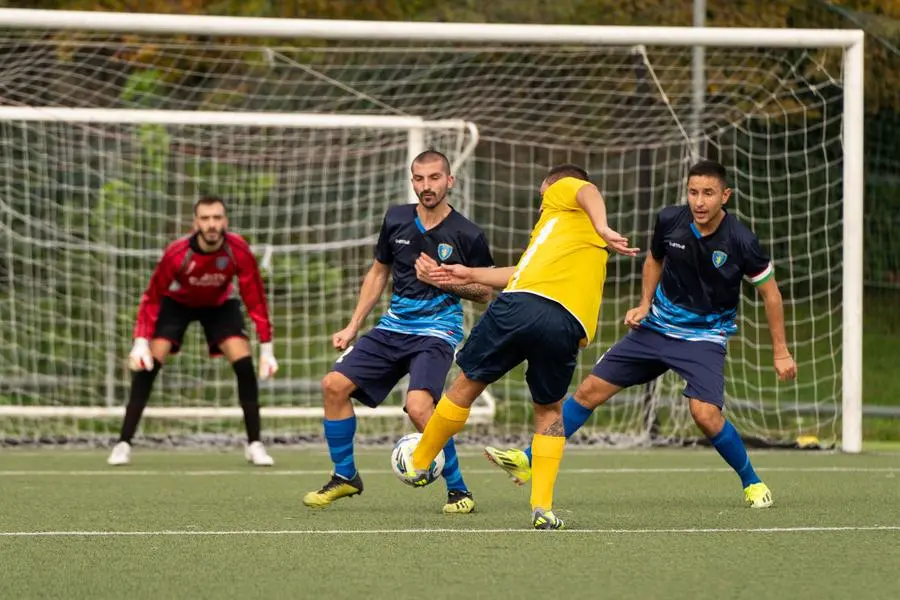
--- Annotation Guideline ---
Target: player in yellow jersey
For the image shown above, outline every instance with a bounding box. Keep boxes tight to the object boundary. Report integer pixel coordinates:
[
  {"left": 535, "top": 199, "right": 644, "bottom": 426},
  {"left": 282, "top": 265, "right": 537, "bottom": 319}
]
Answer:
[{"left": 400, "top": 164, "right": 638, "bottom": 529}]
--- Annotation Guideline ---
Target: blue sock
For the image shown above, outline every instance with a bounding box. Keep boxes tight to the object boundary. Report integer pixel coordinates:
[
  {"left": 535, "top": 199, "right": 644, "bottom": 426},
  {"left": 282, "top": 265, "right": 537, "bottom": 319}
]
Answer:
[
  {"left": 710, "top": 419, "right": 761, "bottom": 488},
  {"left": 441, "top": 437, "right": 468, "bottom": 492},
  {"left": 323, "top": 416, "right": 357, "bottom": 479},
  {"left": 524, "top": 395, "right": 594, "bottom": 466}
]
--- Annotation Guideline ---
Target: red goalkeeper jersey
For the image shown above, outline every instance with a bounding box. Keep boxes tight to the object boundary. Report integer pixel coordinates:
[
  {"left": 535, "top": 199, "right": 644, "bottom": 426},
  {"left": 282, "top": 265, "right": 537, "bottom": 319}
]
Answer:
[{"left": 133, "top": 232, "right": 273, "bottom": 342}]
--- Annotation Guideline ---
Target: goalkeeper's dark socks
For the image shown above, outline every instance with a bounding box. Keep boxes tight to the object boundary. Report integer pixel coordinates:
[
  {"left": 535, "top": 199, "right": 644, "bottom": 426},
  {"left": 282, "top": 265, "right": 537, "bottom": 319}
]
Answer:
[
  {"left": 323, "top": 416, "right": 357, "bottom": 479},
  {"left": 119, "top": 359, "right": 162, "bottom": 443},
  {"left": 440, "top": 437, "right": 467, "bottom": 492},
  {"left": 710, "top": 419, "right": 761, "bottom": 487},
  {"left": 524, "top": 395, "right": 593, "bottom": 465},
  {"left": 232, "top": 356, "right": 261, "bottom": 443}
]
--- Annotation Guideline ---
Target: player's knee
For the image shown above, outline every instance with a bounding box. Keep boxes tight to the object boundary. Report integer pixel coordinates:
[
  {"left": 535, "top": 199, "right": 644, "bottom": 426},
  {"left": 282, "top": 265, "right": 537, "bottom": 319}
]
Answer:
[
  {"left": 574, "top": 374, "right": 618, "bottom": 409},
  {"left": 149, "top": 340, "right": 171, "bottom": 364},
  {"left": 321, "top": 372, "right": 353, "bottom": 407},
  {"left": 689, "top": 398, "right": 723, "bottom": 435},
  {"left": 404, "top": 394, "right": 434, "bottom": 430}
]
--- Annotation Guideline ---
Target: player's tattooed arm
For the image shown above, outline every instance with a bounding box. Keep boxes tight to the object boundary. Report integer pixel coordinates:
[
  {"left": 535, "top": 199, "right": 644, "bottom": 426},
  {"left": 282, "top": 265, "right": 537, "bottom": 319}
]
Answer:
[
  {"left": 541, "top": 418, "right": 565, "bottom": 437},
  {"left": 440, "top": 282, "right": 492, "bottom": 304},
  {"left": 415, "top": 253, "right": 492, "bottom": 302}
]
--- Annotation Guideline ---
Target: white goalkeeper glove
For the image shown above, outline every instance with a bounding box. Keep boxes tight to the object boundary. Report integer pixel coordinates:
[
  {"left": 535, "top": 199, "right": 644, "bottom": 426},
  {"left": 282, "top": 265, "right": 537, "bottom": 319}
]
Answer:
[
  {"left": 128, "top": 338, "right": 155, "bottom": 372},
  {"left": 258, "top": 342, "right": 278, "bottom": 380}
]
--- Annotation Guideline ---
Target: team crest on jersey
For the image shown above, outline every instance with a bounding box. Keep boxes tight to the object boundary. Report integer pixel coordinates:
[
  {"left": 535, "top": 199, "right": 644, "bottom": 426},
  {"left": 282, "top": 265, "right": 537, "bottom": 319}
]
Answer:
[
  {"left": 216, "top": 256, "right": 229, "bottom": 270},
  {"left": 438, "top": 243, "right": 453, "bottom": 261},
  {"left": 712, "top": 250, "right": 728, "bottom": 269}
]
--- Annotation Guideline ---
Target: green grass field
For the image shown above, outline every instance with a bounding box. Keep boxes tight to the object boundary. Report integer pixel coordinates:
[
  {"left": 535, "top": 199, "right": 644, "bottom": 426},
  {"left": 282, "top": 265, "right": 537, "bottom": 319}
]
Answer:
[{"left": 1, "top": 447, "right": 898, "bottom": 600}]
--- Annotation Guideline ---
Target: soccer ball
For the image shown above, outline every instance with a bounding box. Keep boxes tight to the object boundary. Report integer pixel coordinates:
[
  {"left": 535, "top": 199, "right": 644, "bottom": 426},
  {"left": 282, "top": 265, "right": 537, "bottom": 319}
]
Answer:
[{"left": 391, "top": 432, "right": 444, "bottom": 487}]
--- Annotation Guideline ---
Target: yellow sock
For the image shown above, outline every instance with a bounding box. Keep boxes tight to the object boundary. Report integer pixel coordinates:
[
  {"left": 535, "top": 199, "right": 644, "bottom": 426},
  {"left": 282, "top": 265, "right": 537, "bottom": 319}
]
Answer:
[
  {"left": 530, "top": 434, "right": 565, "bottom": 511},
  {"left": 411, "top": 396, "right": 470, "bottom": 470}
]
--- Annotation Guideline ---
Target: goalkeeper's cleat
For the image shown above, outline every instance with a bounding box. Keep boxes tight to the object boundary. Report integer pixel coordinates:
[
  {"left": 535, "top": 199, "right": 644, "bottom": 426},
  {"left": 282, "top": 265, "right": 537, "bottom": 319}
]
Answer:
[
  {"left": 303, "top": 472, "right": 364, "bottom": 508},
  {"left": 245, "top": 441, "right": 275, "bottom": 467},
  {"left": 107, "top": 441, "right": 131, "bottom": 466},
  {"left": 484, "top": 446, "right": 531, "bottom": 486},
  {"left": 744, "top": 482, "right": 773, "bottom": 508},
  {"left": 532, "top": 508, "right": 566, "bottom": 530},
  {"left": 443, "top": 490, "right": 476, "bottom": 514}
]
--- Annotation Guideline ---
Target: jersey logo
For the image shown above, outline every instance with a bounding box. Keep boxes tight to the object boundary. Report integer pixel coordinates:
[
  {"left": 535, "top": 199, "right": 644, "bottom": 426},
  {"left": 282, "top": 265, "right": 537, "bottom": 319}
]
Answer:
[
  {"left": 216, "top": 256, "right": 229, "bottom": 270},
  {"left": 438, "top": 243, "right": 453, "bottom": 261},
  {"left": 712, "top": 250, "right": 728, "bottom": 269}
]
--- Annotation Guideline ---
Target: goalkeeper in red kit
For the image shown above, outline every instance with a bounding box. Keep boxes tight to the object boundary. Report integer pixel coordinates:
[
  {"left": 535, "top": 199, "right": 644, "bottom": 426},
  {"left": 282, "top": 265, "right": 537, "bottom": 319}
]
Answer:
[{"left": 107, "top": 196, "right": 279, "bottom": 467}]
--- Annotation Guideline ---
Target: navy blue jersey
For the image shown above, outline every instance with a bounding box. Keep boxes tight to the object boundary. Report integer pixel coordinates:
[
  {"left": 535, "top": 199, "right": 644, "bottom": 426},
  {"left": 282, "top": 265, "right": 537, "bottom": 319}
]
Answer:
[
  {"left": 640, "top": 205, "right": 773, "bottom": 346},
  {"left": 373, "top": 204, "right": 494, "bottom": 347}
]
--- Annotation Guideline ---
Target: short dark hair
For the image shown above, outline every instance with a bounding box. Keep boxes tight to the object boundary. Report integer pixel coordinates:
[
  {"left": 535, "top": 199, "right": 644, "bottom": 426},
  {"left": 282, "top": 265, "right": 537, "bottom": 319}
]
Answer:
[
  {"left": 411, "top": 150, "right": 451, "bottom": 175},
  {"left": 687, "top": 160, "right": 728, "bottom": 188},
  {"left": 545, "top": 163, "right": 590, "bottom": 184},
  {"left": 194, "top": 195, "right": 226, "bottom": 215}
]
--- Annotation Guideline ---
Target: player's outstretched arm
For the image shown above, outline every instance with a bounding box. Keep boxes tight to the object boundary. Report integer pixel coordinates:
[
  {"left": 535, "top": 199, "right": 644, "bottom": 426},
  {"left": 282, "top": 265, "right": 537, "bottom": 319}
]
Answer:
[
  {"left": 333, "top": 259, "right": 391, "bottom": 350},
  {"left": 624, "top": 253, "right": 664, "bottom": 328},
  {"left": 575, "top": 184, "right": 639, "bottom": 257},
  {"left": 414, "top": 253, "right": 492, "bottom": 302},
  {"left": 424, "top": 258, "right": 516, "bottom": 291},
  {"left": 233, "top": 241, "right": 278, "bottom": 379},
  {"left": 130, "top": 244, "right": 179, "bottom": 371},
  {"left": 756, "top": 277, "right": 797, "bottom": 381}
]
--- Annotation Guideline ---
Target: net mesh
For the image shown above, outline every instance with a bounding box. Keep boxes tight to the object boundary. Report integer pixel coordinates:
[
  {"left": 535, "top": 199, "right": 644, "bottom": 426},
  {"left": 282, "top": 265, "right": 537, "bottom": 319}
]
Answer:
[{"left": 0, "top": 27, "right": 847, "bottom": 447}]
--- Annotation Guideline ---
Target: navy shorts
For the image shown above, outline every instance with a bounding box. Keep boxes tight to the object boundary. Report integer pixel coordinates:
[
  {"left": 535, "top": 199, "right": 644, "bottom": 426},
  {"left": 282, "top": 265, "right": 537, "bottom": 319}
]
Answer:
[
  {"left": 331, "top": 328, "right": 454, "bottom": 408},
  {"left": 591, "top": 327, "right": 727, "bottom": 407},
  {"left": 455, "top": 292, "right": 584, "bottom": 405}
]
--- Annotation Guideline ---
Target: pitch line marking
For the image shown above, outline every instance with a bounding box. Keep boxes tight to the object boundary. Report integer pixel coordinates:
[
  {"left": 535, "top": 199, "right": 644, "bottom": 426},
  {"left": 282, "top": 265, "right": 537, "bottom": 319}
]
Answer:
[
  {"left": 0, "top": 467, "right": 897, "bottom": 476},
  {"left": 2, "top": 525, "right": 899, "bottom": 538}
]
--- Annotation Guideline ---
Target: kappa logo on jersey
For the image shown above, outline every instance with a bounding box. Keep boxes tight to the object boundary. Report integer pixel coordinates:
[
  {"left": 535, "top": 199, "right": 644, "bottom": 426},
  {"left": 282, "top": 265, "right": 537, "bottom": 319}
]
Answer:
[
  {"left": 216, "top": 256, "right": 229, "bottom": 270},
  {"left": 438, "top": 243, "right": 454, "bottom": 261},
  {"left": 712, "top": 250, "right": 728, "bottom": 269}
]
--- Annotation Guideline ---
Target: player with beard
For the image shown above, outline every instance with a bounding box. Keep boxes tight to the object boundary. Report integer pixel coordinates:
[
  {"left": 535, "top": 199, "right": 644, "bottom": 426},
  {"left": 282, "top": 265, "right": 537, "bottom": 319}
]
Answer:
[
  {"left": 303, "top": 150, "right": 495, "bottom": 514},
  {"left": 107, "top": 196, "right": 278, "bottom": 467}
]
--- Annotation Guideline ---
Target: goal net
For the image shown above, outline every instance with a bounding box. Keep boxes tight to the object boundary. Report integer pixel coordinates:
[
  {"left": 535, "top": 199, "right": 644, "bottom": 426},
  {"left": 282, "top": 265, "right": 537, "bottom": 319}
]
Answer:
[{"left": 0, "top": 10, "right": 863, "bottom": 450}]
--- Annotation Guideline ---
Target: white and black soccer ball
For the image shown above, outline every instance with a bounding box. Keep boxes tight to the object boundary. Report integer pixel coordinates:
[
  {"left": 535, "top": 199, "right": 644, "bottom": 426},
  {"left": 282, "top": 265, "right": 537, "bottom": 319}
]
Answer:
[{"left": 391, "top": 432, "right": 444, "bottom": 487}]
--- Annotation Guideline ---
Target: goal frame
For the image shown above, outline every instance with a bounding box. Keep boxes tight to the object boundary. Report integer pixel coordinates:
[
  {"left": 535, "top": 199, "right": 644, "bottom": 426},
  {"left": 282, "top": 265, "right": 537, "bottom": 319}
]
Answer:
[
  {"left": 0, "top": 9, "right": 865, "bottom": 451},
  {"left": 0, "top": 108, "right": 491, "bottom": 423}
]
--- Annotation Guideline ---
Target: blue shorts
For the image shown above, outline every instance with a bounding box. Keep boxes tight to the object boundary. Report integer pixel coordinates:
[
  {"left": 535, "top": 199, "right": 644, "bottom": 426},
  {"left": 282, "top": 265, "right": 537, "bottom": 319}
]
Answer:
[
  {"left": 591, "top": 327, "right": 727, "bottom": 407},
  {"left": 332, "top": 328, "right": 453, "bottom": 408},
  {"left": 455, "top": 292, "right": 584, "bottom": 405}
]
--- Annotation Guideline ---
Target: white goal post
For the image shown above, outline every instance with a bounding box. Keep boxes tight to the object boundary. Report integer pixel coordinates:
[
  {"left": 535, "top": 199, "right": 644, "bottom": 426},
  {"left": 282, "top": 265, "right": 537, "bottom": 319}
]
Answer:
[
  {"left": 0, "top": 107, "right": 494, "bottom": 423},
  {"left": 0, "top": 9, "right": 864, "bottom": 452}
]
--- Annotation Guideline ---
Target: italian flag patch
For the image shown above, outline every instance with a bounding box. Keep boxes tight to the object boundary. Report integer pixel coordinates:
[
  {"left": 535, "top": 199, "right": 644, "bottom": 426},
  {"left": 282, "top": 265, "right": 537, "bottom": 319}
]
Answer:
[{"left": 748, "top": 262, "right": 774, "bottom": 285}]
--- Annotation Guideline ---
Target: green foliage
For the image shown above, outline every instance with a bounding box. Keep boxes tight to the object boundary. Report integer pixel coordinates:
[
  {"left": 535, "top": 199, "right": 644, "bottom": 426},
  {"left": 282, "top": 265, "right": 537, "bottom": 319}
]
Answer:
[
  {"left": 267, "top": 255, "right": 343, "bottom": 299},
  {"left": 120, "top": 69, "right": 166, "bottom": 109},
  {"left": 93, "top": 179, "right": 134, "bottom": 240}
]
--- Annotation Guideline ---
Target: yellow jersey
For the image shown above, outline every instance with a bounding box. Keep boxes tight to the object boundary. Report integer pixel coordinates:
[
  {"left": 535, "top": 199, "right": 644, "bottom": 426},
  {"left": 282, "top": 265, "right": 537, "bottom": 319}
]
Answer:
[{"left": 503, "top": 176, "right": 609, "bottom": 344}]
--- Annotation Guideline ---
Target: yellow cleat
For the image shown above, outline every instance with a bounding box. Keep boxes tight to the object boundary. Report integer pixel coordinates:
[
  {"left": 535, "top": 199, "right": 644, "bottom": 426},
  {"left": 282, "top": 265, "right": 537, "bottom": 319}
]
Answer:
[
  {"left": 744, "top": 482, "right": 773, "bottom": 508},
  {"left": 443, "top": 490, "right": 476, "bottom": 514},
  {"left": 484, "top": 446, "right": 531, "bottom": 486},
  {"left": 303, "top": 472, "right": 363, "bottom": 508}
]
